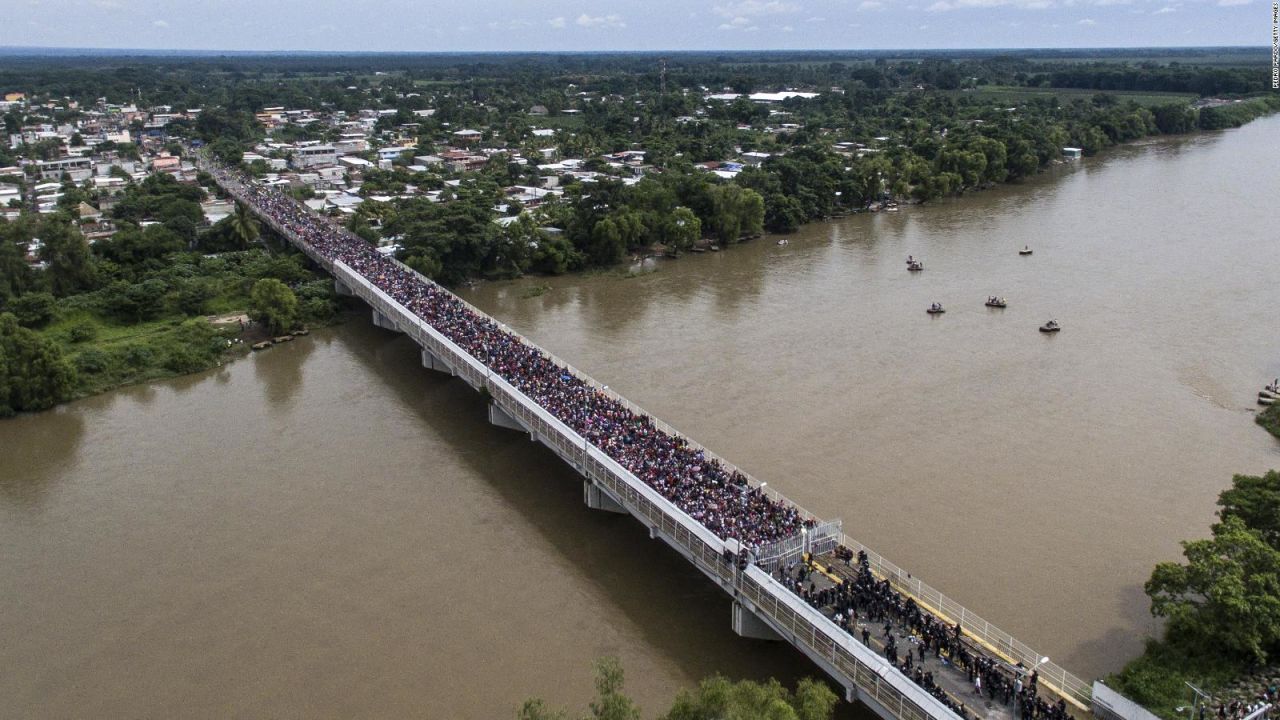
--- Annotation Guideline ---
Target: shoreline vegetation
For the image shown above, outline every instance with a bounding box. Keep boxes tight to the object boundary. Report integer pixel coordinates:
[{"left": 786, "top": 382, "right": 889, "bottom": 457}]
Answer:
[
  {"left": 1257, "top": 405, "right": 1280, "bottom": 440},
  {"left": 517, "top": 657, "right": 839, "bottom": 720},
  {"left": 1109, "top": 470, "right": 1280, "bottom": 720},
  {"left": 0, "top": 173, "right": 342, "bottom": 417}
]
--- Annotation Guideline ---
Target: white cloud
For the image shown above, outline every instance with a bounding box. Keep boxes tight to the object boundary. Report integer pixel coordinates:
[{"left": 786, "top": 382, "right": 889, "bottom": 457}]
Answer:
[
  {"left": 489, "top": 19, "right": 534, "bottom": 30},
  {"left": 1217, "top": 0, "right": 1251, "bottom": 6},
  {"left": 805, "top": 15, "right": 825, "bottom": 21},
  {"left": 858, "top": 1, "right": 884, "bottom": 9},
  {"left": 780, "top": 24, "right": 795, "bottom": 30},
  {"left": 1078, "top": 17, "right": 1097, "bottom": 24},
  {"left": 548, "top": 16, "right": 567, "bottom": 28},
  {"left": 927, "top": 0, "right": 1054, "bottom": 10},
  {"left": 713, "top": 0, "right": 800, "bottom": 18},
  {"left": 152, "top": 19, "right": 169, "bottom": 27},
  {"left": 1153, "top": 5, "right": 1176, "bottom": 12},
  {"left": 575, "top": 13, "right": 626, "bottom": 28},
  {"left": 91, "top": 0, "right": 123, "bottom": 9}
]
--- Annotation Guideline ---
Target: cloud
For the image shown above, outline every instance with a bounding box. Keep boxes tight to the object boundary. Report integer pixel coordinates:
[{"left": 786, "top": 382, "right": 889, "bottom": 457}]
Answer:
[
  {"left": 927, "top": 0, "right": 1054, "bottom": 10},
  {"left": 152, "top": 19, "right": 169, "bottom": 27},
  {"left": 489, "top": 19, "right": 534, "bottom": 30},
  {"left": 858, "top": 1, "right": 884, "bottom": 9},
  {"left": 91, "top": 0, "right": 123, "bottom": 8},
  {"left": 548, "top": 16, "right": 567, "bottom": 27},
  {"left": 1153, "top": 5, "right": 1176, "bottom": 12},
  {"left": 1217, "top": 0, "right": 1251, "bottom": 6},
  {"left": 1078, "top": 17, "right": 1097, "bottom": 24},
  {"left": 805, "top": 15, "right": 825, "bottom": 21},
  {"left": 575, "top": 13, "right": 626, "bottom": 28},
  {"left": 713, "top": 0, "right": 800, "bottom": 18},
  {"left": 780, "top": 24, "right": 794, "bottom": 30},
  {"left": 720, "top": 17, "right": 765, "bottom": 29}
]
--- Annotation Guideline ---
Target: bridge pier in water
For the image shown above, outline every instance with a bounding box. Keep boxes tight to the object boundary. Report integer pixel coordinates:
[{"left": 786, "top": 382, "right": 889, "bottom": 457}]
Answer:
[
  {"left": 371, "top": 309, "right": 400, "bottom": 332},
  {"left": 334, "top": 278, "right": 354, "bottom": 297},
  {"left": 583, "top": 481, "right": 627, "bottom": 514},
  {"left": 731, "top": 600, "right": 783, "bottom": 641},
  {"left": 488, "top": 401, "right": 529, "bottom": 433},
  {"left": 421, "top": 348, "right": 454, "bottom": 375}
]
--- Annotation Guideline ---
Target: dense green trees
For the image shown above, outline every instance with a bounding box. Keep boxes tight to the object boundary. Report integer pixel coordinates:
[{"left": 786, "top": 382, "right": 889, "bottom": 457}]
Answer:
[
  {"left": 0, "top": 312, "right": 77, "bottom": 416},
  {"left": 665, "top": 676, "right": 839, "bottom": 720},
  {"left": 249, "top": 279, "right": 300, "bottom": 335},
  {"left": 1114, "top": 470, "right": 1280, "bottom": 716},
  {"left": 38, "top": 221, "right": 97, "bottom": 297},
  {"left": 518, "top": 659, "right": 838, "bottom": 720}
]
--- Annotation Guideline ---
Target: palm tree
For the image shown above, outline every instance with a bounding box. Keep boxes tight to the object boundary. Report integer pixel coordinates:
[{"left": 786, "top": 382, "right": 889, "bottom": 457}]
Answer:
[{"left": 228, "top": 202, "right": 260, "bottom": 250}]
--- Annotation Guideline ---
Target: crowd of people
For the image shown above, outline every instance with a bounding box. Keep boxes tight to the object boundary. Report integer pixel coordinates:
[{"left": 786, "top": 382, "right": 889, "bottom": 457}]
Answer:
[
  {"left": 779, "top": 550, "right": 1073, "bottom": 720},
  {"left": 204, "top": 159, "right": 813, "bottom": 550}
]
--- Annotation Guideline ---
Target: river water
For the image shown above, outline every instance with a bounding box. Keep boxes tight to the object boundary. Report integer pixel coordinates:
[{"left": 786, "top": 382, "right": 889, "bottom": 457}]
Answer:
[{"left": 3, "top": 116, "right": 1278, "bottom": 717}]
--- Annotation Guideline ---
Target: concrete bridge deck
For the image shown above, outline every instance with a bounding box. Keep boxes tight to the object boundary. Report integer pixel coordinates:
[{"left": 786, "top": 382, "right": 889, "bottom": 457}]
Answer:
[{"left": 199, "top": 155, "right": 1097, "bottom": 720}]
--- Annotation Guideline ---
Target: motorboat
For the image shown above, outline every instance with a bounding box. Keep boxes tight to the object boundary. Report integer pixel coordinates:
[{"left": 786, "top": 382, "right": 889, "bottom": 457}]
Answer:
[
  {"left": 985, "top": 297, "right": 1008, "bottom": 308},
  {"left": 1019, "top": 246, "right": 1033, "bottom": 256},
  {"left": 927, "top": 304, "right": 946, "bottom": 315},
  {"left": 777, "top": 238, "right": 789, "bottom": 246},
  {"left": 1039, "top": 320, "right": 1061, "bottom": 333},
  {"left": 908, "top": 261, "right": 924, "bottom": 272},
  {"left": 1260, "top": 396, "right": 1276, "bottom": 406}
]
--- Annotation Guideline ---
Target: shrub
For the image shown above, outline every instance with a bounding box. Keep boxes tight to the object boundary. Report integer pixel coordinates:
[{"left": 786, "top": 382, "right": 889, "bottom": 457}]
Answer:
[
  {"left": 11, "top": 292, "right": 56, "bottom": 328},
  {"left": 67, "top": 320, "right": 97, "bottom": 343}
]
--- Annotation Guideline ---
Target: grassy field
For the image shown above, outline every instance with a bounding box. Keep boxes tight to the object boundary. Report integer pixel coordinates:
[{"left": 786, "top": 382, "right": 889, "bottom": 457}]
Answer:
[{"left": 954, "top": 85, "right": 1199, "bottom": 107}]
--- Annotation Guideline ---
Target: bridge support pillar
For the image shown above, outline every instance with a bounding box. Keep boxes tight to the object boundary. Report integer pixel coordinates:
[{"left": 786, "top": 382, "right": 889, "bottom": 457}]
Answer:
[
  {"left": 584, "top": 481, "right": 627, "bottom": 514},
  {"left": 488, "top": 402, "right": 527, "bottom": 432},
  {"left": 421, "top": 348, "right": 455, "bottom": 376},
  {"left": 334, "top": 278, "right": 354, "bottom": 297},
  {"left": 372, "top": 309, "right": 400, "bottom": 332},
  {"left": 732, "top": 601, "right": 782, "bottom": 641}
]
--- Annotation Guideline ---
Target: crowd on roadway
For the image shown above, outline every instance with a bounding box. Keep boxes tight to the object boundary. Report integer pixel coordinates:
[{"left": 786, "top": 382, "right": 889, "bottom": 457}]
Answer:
[
  {"left": 779, "top": 550, "right": 1073, "bottom": 720},
  {"left": 203, "top": 159, "right": 812, "bottom": 550}
]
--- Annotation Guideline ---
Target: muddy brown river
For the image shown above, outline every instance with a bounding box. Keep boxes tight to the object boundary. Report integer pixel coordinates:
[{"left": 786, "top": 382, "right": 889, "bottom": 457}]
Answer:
[{"left": 3, "top": 115, "right": 1278, "bottom": 717}]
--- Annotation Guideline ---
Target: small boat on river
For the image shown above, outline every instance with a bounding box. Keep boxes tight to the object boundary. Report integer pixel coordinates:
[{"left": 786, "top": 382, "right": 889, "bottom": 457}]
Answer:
[
  {"left": 927, "top": 303, "right": 946, "bottom": 315},
  {"left": 985, "top": 296, "right": 1008, "bottom": 308},
  {"left": 1039, "top": 320, "right": 1061, "bottom": 333},
  {"left": 908, "top": 261, "right": 924, "bottom": 272},
  {"left": 1019, "top": 246, "right": 1033, "bottom": 256}
]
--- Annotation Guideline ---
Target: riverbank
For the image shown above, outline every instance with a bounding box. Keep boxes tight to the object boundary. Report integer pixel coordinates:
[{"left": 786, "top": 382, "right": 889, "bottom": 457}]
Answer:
[
  {"left": 2, "top": 248, "right": 344, "bottom": 418},
  {"left": 1257, "top": 404, "right": 1280, "bottom": 439}
]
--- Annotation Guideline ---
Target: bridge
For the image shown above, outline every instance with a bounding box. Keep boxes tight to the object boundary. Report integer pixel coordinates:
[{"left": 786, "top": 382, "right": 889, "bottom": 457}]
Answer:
[{"left": 200, "top": 155, "right": 1110, "bottom": 720}]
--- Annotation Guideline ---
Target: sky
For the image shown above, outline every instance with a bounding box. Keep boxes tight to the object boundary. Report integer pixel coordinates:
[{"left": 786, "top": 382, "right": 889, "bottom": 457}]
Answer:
[{"left": 7, "top": 0, "right": 1266, "bottom": 52}]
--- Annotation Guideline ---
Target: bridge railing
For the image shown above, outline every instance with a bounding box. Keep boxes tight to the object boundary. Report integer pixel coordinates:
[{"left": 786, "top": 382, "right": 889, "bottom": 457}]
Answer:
[
  {"left": 833, "top": 535, "right": 1092, "bottom": 707},
  {"left": 742, "top": 566, "right": 959, "bottom": 720},
  {"left": 206, "top": 163, "right": 1090, "bottom": 714}
]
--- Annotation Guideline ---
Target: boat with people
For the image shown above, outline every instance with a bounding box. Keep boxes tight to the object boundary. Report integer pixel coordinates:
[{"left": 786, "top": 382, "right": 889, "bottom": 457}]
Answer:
[
  {"left": 1261, "top": 396, "right": 1276, "bottom": 406},
  {"left": 985, "top": 296, "right": 1008, "bottom": 308},
  {"left": 908, "top": 261, "right": 924, "bottom": 272},
  {"left": 927, "top": 303, "right": 946, "bottom": 314},
  {"left": 1039, "top": 320, "right": 1061, "bottom": 333},
  {"left": 1020, "top": 246, "right": 1033, "bottom": 256}
]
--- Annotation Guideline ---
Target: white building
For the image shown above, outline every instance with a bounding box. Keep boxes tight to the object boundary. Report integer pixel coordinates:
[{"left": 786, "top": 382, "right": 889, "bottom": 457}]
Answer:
[{"left": 291, "top": 144, "right": 337, "bottom": 169}]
